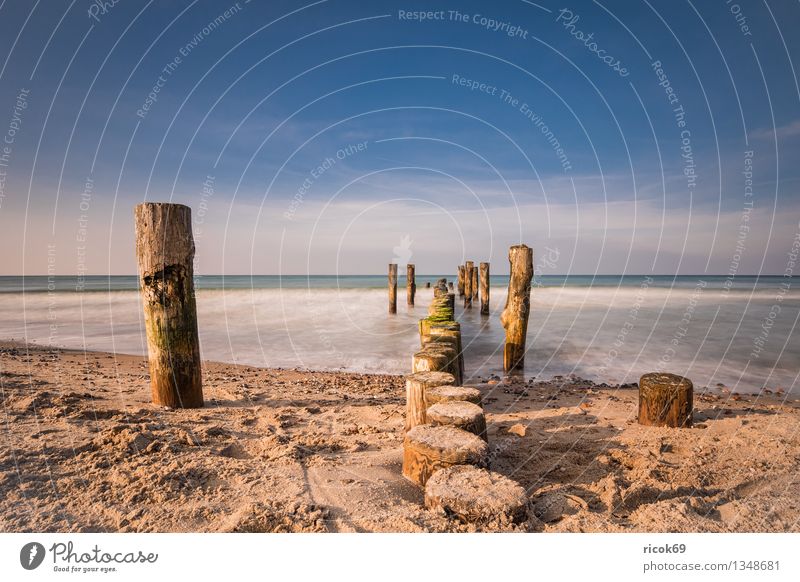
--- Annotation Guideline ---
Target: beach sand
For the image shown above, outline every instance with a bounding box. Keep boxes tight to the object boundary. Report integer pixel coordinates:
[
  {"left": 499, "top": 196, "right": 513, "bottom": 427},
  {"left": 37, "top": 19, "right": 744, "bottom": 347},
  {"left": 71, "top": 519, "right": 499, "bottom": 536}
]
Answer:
[{"left": 1, "top": 341, "right": 798, "bottom": 533}]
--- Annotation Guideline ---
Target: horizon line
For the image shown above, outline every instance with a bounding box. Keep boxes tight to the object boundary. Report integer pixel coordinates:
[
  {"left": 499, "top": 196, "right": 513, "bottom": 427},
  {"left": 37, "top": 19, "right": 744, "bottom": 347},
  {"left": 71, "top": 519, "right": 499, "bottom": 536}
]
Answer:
[{"left": 0, "top": 273, "right": 794, "bottom": 278}]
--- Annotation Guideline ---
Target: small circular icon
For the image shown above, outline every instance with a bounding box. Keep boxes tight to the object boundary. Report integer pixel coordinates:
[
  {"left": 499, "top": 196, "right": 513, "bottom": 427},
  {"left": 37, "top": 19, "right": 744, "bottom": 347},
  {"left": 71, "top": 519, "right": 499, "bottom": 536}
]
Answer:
[{"left": 20, "top": 542, "right": 46, "bottom": 570}]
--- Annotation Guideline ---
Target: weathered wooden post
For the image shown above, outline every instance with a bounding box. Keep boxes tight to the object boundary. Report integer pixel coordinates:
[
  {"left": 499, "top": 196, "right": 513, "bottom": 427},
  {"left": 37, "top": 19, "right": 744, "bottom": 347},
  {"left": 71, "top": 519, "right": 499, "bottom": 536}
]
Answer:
[
  {"left": 500, "top": 245, "right": 533, "bottom": 372},
  {"left": 134, "top": 203, "right": 203, "bottom": 408},
  {"left": 638, "top": 373, "right": 693, "bottom": 427},
  {"left": 464, "top": 261, "right": 474, "bottom": 308},
  {"left": 426, "top": 385, "right": 481, "bottom": 407},
  {"left": 403, "top": 425, "right": 488, "bottom": 486},
  {"left": 405, "top": 370, "right": 455, "bottom": 432},
  {"left": 471, "top": 267, "right": 479, "bottom": 302},
  {"left": 424, "top": 465, "right": 529, "bottom": 524},
  {"left": 427, "top": 401, "right": 487, "bottom": 440},
  {"left": 388, "top": 263, "right": 398, "bottom": 314},
  {"left": 479, "top": 262, "right": 490, "bottom": 315},
  {"left": 457, "top": 265, "right": 465, "bottom": 297},
  {"left": 407, "top": 264, "right": 416, "bottom": 306}
]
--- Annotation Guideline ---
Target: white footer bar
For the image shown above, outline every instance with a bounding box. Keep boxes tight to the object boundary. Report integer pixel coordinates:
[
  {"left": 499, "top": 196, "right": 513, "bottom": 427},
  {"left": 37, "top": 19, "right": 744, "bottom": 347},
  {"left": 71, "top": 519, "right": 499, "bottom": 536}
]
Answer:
[{"left": 1, "top": 533, "right": 797, "bottom": 581}]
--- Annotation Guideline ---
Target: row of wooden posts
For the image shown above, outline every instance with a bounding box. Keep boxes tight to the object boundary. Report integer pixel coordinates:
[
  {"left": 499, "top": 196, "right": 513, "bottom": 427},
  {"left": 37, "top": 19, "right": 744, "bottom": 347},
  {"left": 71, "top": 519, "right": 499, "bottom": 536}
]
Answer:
[
  {"left": 131, "top": 201, "right": 533, "bottom": 409},
  {"left": 133, "top": 202, "right": 694, "bottom": 432},
  {"left": 403, "top": 278, "right": 491, "bottom": 486},
  {"left": 397, "top": 277, "right": 693, "bottom": 524},
  {"left": 387, "top": 244, "right": 535, "bottom": 373},
  {"left": 400, "top": 278, "right": 531, "bottom": 522},
  {"left": 388, "top": 260, "right": 492, "bottom": 315},
  {"left": 456, "top": 261, "right": 490, "bottom": 314},
  {"left": 131, "top": 202, "right": 535, "bottom": 409}
]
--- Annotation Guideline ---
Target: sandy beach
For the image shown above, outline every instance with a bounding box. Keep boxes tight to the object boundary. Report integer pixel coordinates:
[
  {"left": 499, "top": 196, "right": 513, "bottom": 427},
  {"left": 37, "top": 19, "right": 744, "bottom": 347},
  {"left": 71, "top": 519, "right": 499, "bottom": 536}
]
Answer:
[{"left": 1, "top": 341, "right": 798, "bottom": 533}]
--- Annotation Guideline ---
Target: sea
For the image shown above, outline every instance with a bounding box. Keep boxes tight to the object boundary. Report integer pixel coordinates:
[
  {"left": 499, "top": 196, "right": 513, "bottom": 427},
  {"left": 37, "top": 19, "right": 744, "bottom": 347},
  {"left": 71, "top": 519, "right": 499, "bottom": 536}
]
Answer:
[{"left": 0, "top": 274, "right": 797, "bottom": 394}]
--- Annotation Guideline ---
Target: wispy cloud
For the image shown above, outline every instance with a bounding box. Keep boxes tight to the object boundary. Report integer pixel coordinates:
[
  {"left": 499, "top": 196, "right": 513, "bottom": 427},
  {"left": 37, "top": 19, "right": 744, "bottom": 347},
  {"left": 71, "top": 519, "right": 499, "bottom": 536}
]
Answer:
[{"left": 749, "top": 119, "right": 800, "bottom": 141}]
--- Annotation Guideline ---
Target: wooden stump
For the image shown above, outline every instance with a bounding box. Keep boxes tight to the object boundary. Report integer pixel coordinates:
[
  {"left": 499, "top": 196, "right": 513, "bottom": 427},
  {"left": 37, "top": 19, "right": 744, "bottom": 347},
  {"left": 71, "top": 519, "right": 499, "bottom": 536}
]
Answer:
[
  {"left": 426, "top": 385, "right": 482, "bottom": 407},
  {"left": 479, "top": 262, "right": 490, "bottom": 315},
  {"left": 471, "top": 267, "right": 479, "bottom": 302},
  {"left": 405, "top": 371, "right": 455, "bottom": 432},
  {"left": 412, "top": 349, "right": 450, "bottom": 373},
  {"left": 423, "top": 334, "right": 458, "bottom": 353},
  {"left": 424, "top": 465, "right": 529, "bottom": 525},
  {"left": 419, "top": 317, "right": 464, "bottom": 384},
  {"left": 425, "top": 281, "right": 431, "bottom": 288},
  {"left": 419, "top": 343, "right": 460, "bottom": 381},
  {"left": 406, "top": 264, "right": 416, "bottom": 306},
  {"left": 388, "top": 263, "right": 397, "bottom": 314},
  {"left": 464, "top": 261, "right": 474, "bottom": 309},
  {"left": 419, "top": 319, "right": 459, "bottom": 346},
  {"left": 426, "top": 323, "right": 463, "bottom": 381},
  {"left": 638, "top": 373, "right": 693, "bottom": 428},
  {"left": 420, "top": 342, "right": 457, "bottom": 358},
  {"left": 412, "top": 346, "right": 460, "bottom": 384},
  {"left": 424, "top": 331, "right": 458, "bottom": 345},
  {"left": 402, "top": 425, "right": 489, "bottom": 486},
  {"left": 427, "top": 401, "right": 487, "bottom": 440},
  {"left": 457, "top": 265, "right": 465, "bottom": 296},
  {"left": 134, "top": 203, "right": 203, "bottom": 408},
  {"left": 500, "top": 245, "right": 533, "bottom": 371},
  {"left": 427, "top": 298, "right": 453, "bottom": 323}
]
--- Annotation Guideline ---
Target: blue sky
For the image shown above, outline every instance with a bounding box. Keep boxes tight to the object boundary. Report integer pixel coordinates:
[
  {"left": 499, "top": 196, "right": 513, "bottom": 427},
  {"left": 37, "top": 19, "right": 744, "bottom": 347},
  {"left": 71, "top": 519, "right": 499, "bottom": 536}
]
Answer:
[{"left": 0, "top": 0, "right": 798, "bottom": 275}]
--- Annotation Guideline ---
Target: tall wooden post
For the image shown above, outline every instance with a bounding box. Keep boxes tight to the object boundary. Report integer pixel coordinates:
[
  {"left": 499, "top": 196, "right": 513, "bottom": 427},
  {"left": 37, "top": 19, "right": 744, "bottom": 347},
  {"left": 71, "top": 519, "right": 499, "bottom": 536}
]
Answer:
[
  {"left": 407, "top": 264, "right": 416, "bottom": 306},
  {"left": 388, "top": 263, "right": 398, "bottom": 314},
  {"left": 464, "top": 261, "right": 474, "bottom": 309},
  {"left": 134, "top": 203, "right": 203, "bottom": 408},
  {"left": 479, "top": 262, "right": 490, "bottom": 315},
  {"left": 457, "top": 265, "right": 465, "bottom": 297},
  {"left": 500, "top": 245, "right": 533, "bottom": 372},
  {"left": 471, "top": 267, "right": 479, "bottom": 302}
]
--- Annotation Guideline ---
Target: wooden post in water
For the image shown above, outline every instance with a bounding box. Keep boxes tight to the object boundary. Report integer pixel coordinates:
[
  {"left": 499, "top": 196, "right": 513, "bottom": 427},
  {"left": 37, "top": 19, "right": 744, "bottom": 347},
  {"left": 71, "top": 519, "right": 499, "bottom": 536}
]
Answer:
[
  {"left": 134, "top": 203, "right": 203, "bottom": 408},
  {"left": 457, "top": 265, "right": 465, "bottom": 297},
  {"left": 479, "top": 262, "right": 490, "bottom": 315},
  {"left": 472, "top": 266, "right": 479, "bottom": 302},
  {"left": 464, "top": 261, "right": 474, "bottom": 309},
  {"left": 388, "top": 263, "right": 398, "bottom": 314},
  {"left": 500, "top": 245, "right": 533, "bottom": 372},
  {"left": 638, "top": 373, "right": 693, "bottom": 427},
  {"left": 407, "top": 264, "right": 416, "bottom": 306}
]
